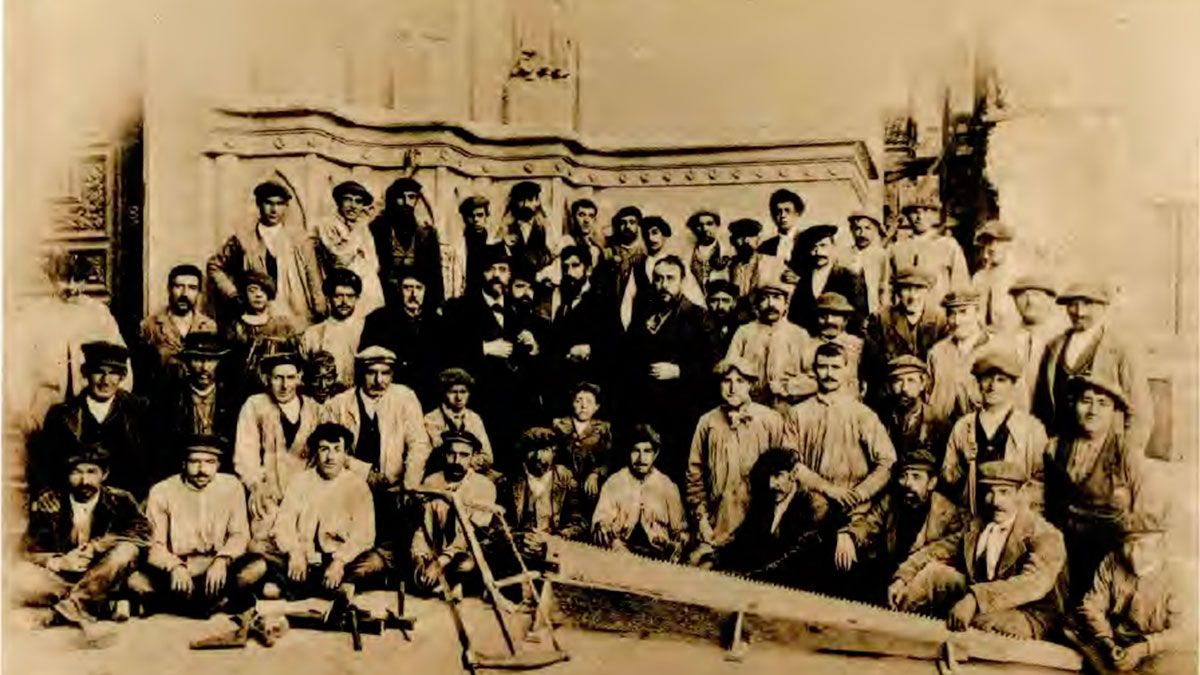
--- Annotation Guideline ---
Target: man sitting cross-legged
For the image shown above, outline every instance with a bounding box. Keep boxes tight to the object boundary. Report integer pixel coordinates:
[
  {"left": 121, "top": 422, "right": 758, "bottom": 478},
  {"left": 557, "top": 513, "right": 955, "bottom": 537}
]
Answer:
[
  {"left": 132, "top": 435, "right": 267, "bottom": 618},
  {"left": 886, "top": 460, "right": 1067, "bottom": 639},
  {"left": 14, "top": 443, "right": 149, "bottom": 628},
  {"left": 496, "top": 427, "right": 587, "bottom": 561},
  {"left": 592, "top": 424, "right": 687, "bottom": 562}
]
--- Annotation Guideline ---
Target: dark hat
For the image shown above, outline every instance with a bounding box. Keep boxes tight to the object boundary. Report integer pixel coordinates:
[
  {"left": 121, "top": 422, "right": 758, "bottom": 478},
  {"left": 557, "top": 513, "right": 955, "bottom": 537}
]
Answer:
[
  {"left": 893, "top": 266, "right": 935, "bottom": 289},
  {"left": 509, "top": 255, "right": 539, "bottom": 283},
  {"left": 1057, "top": 281, "right": 1111, "bottom": 305},
  {"left": 387, "top": 177, "right": 424, "bottom": 195},
  {"left": 81, "top": 341, "right": 129, "bottom": 371},
  {"left": 1009, "top": 273, "right": 1057, "bottom": 297},
  {"left": 482, "top": 242, "right": 512, "bottom": 269},
  {"left": 509, "top": 181, "right": 542, "bottom": 202},
  {"left": 901, "top": 179, "right": 940, "bottom": 213},
  {"left": 705, "top": 278, "right": 739, "bottom": 299},
  {"left": 259, "top": 341, "right": 303, "bottom": 372},
  {"left": 323, "top": 267, "right": 363, "bottom": 296},
  {"left": 686, "top": 210, "right": 720, "bottom": 231},
  {"left": 713, "top": 356, "right": 758, "bottom": 381},
  {"left": 439, "top": 367, "right": 475, "bottom": 389},
  {"left": 847, "top": 211, "right": 885, "bottom": 234},
  {"left": 332, "top": 180, "right": 374, "bottom": 205},
  {"left": 519, "top": 427, "right": 559, "bottom": 454},
  {"left": 815, "top": 292, "right": 855, "bottom": 315},
  {"left": 941, "top": 287, "right": 981, "bottom": 309},
  {"left": 629, "top": 424, "right": 662, "bottom": 451},
  {"left": 729, "top": 218, "right": 763, "bottom": 238},
  {"left": 971, "top": 349, "right": 1023, "bottom": 379},
  {"left": 459, "top": 195, "right": 490, "bottom": 216},
  {"left": 441, "top": 430, "right": 482, "bottom": 453},
  {"left": 797, "top": 224, "right": 839, "bottom": 249},
  {"left": 65, "top": 442, "right": 110, "bottom": 469},
  {"left": 1071, "top": 372, "right": 1129, "bottom": 411},
  {"left": 900, "top": 449, "right": 939, "bottom": 472},
  {"left": 888, "top": 355, "right": 929, "bottom": 379},
  {"left": 254, "top": 181, "right": 292, "bottom": 203},
  {"left": 975, "top": 220, "right": 1015, "bottom": 243},
  {"left": 179, "top": 332, "right": 229, "bottom": 359},
  {"left": 183, "top": 434, "right": 227, "bottom": 457},
  {"left": 978, "top": 460, "right": 1026, "bottom": 486},
  {"left": 241, "top": 269, "right": 277, "bottom": 299},
  {"left": 640, "top": 216, "right": 672, "bottom": 238},
  {"left": 572, "top": 381, "right": 602, "bottom": 398}
]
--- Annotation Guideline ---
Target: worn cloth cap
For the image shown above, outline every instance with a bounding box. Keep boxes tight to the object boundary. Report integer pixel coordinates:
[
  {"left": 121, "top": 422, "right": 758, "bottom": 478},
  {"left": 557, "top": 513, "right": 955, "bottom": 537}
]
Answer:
[
  {"left": 1071, "top": 372, "right": 1129, "bottom": 411},
  {"left": 572, "top": 381, "right": 602, "bottom": 398},
  {"left": 978, "top": 460, "right": 1026, "bottom": 486},
  {"left": 729, "top": 218, "right": 763, "bottom": 238},
  {"left": 900, "top": 449, "right": 939, "bottom": 472},
  {"left": 332, "top": 181, "right": 373, "bottom": 205},
  {"left": 81, "top": 341, "right": 129, "bottom": 371},
  {"left": 815, "top": 292, "right": 855, "bottom": 315},
  {"left": 972, "top": 349, "right": 1023, "bottom": 379},
  {"left": 893, "top": 266, "right": 934, "bottom": 289},
  {"left": 179, "top": 332, "right": 229, "bottom": 359},
  {"left": 65, "top": 443, "right": 111, "bottom": 469},
  {"left": 713, "top": 357, "right": 759, "bottom": 381},
  {"left": 755, "top": 278, "right": 792, "bottom": 297},
  {"left": 518, "top": 427, "right": 559, "bottom": 454},
  {"left": 1009, "top": 273, "right": 1057, "bottom": 297},
  {"left": 184, "top": 434, "right": 228, "bottom": 457},
  {"left": 441, "top": 430, "right": 482, "bottom": 453},
  {"left": 705, "top": 278, "right": 739, "bottom": 299},
  {"left": 888, "top": 355, "right": 929, "bottom": 378},
  {"left": 847, "top": 211, "right": 885, "bottom": 234},
  {"left": 975, "top": 220, "right": 1015, "bottom": 242},
  {"left": 439, "top": 367, "right": 475, "bottom": 389},
  {"left": 1057, "top": 281, "right": 1111, "bottom": 305},
  {"left": 254, "top": 181, "right": 291, "bottom": 203},
  {"left": 941, "top": 287, "right": 981, "bottom": 308},
  {"left": 355, "top": 345, "right": 397, "bottom": 364}
]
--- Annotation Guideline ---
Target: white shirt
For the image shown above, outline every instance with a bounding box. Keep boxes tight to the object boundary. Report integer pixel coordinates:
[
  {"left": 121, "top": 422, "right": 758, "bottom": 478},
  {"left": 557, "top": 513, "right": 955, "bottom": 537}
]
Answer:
[
  {"left": 975, "top": 515, "right": 1016, "bottom": 580},
  {"left": 770, "top": 488, "right": 796, "bottom": 535},
  {"left": 258, "top": 222, "right": 286, "bottom": 256},
  {"left": 85, "top": 396, "right": 115, "bottom": 424},
  {"left": 69, "top": 493, "right": 100, "bottom": 546},
  {"left": 811, "top": 264, "right": 832, "bottom": 298},
  {"left": 358, "top": 389, "right": 381, "bottom": 419},
  {"left": 483, "top": 292, "right": 506, "bottom": 329},
  {"left": 169, "top": 312, "right": 195, "bottom": 339},
  {"left": 278, "top": 397, "right": 302, "bottom": 424},
  {"left": 1064, "top": 323, "right": 1104, "bottom": 369}
]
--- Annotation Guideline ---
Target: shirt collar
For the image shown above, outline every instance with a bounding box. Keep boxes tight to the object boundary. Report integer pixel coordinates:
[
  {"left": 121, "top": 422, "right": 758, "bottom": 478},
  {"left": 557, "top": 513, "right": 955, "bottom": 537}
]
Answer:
[
  {"left": 85, "top": 395, "right": 115, "bottom": 421},
  {"left": 70, "top": 492, "right": 100, "bottom": 512}
]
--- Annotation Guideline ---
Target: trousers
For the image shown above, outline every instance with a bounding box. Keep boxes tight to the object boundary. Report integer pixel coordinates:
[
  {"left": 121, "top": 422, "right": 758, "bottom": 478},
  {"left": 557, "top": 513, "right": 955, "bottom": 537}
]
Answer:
[
  {"left": 901, "top": 561, "right": 1048, "bottom": 639},
  {"left": 10, "top": 542, "right": 141, "bottom": 609},
  {"left": 127, "top": 553, "right": 267, "bottom": 616}
]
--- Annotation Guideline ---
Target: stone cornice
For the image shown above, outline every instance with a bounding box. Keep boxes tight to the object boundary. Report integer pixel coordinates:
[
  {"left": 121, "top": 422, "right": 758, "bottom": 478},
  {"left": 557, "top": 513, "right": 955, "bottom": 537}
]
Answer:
[{"left": 205, "top": 103, "right": 877, "bottom": 200}]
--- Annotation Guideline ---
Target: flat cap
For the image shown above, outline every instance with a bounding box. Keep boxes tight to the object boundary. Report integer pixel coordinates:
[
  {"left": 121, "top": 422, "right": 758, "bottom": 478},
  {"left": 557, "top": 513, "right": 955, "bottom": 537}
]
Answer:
[
  {"left": 971, "top": 349, "right": 1023, "bottom": 379},
  {"left": 1009, "top": 273, "right": 1057, "bottom": 297},
  {"left": 900, "top": 449, "right": 939, "bottom": 472},
  {"left": 729, "top": 218, "right": 763, "bottom": 238},
  {"left": 440, "top": 430, "right": 482, "bottom": 453},
  {"left": 847, "top": 211, "right": 885, "bottom": 233},
  {"left": 259, "top": 342, "right": 304, "bottom": 372},
  {"left": 572, "top": 381, "right": 602, "bottom": 398},
  {"left": 755, "top": 278, "right": 792, "bottom": 297},
  {"left": 1071, "top": 372, "right": 1129, "bottom": 411},
  {"left": 705, "top": 278, "right": 739, "bottom": 299},
  {"left": 332, "top": 180, "right": 373, "bottom": 205},
  {"left": 81, "top": 341, "right": 129, "bottom": 370},
  {"left": 179, "top": 332, "right": 228, "bottom": 359},
  {"left": 1057, "top": 280, "right": 1111, "bottom": 305},
  {"left": 184, "top": 434, "right": 228, "bottom": 457},
  {"left": 975, "top": 220, "right": 1015, "bottom": 242},
  {"left": 355, "top": 345, "right": 397, "bottom": 364},
  {"left": 713, "top": 357, "right": 759, "bottom": 381},
  {"left": 978, "top": 460, "right": 1026, "bottom": 486},
  {"left": 65, "top": 442, "right": 110, "bottom": 469},
  {"left": 893, "top": 266, "right": 934, "bottom": 289},
  {"left": 797, "top": 224, "right": 839, "bottom": 248},
  {"left": 254, "top": 181, "right": 291, "bottom": 202},
  {"left": 815, "top": 292, "right": 855, "bottom": 315},
  {"left": 941, "top": 287, "right": 981, "bottom": 308},
  {"left": 439, "top": 367, "right": 475, "bottom": 389},
  {"left": 888, "top": 355, "right": 929, "bottom": 378}
]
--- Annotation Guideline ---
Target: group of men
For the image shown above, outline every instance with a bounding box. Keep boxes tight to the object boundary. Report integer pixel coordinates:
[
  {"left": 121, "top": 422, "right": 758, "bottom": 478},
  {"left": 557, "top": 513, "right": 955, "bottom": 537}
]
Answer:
[{"left": 15, "top": 175, "right": 1182, "bottom": 673}]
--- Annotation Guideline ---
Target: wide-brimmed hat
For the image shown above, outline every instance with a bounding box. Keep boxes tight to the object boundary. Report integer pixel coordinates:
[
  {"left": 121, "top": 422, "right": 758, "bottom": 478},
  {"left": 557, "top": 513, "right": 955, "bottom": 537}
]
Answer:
[
  {"left": 729, "top": 218, "right": 763, "bottom": 238},
  {"left": 179, "top": 332, "right": 229, "bottom": 359},
  {"left": 1071, "top": 372, "right": 1130, "bottom": 411},
  {"left": 847, "top": 211, "right": 885, "bottom": 234},
  {"left": 81, "top": 341, "right": 129, "bottom": 371},
  {"left": 797, "top": 224, "right": 839, "bottom": 250},
  {"left": 975, "top": 220, "right": 1015, "bottom": 243}
]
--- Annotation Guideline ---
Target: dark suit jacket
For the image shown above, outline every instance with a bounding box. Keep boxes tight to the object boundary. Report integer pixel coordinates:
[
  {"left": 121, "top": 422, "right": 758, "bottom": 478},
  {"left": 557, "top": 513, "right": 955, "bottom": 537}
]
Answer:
[
  {"left": 150, "top": 379, "right": 239, "bottom": 480},
  {"left": 24, "top": 486, "right": 150, "bottom": 560},
  {"left": 38, "top": 391, "right": 151, "bottom": 499},
  {"left": 370, "top": 218, "right": 445, "bottom": 308},
  {"left": 359, "top": 306, "right": 446, "bottom": 409},
  {"left": 551, "top": 417, "right": 614, "bottom": 482},
  {"left": 788, "top": 265, "right": 868, "bottom": 334},
  {"left": 873, "top": 305, "right": 948, "bottom": 363},
  {"left": 716, "top": 490, "right": 828, "bottom": 586},
  {"left": 620, "top": 298, "right": 713, "bottom": 440},
  {"left": 849, "top": 490, "right": 965, "bottom": 574},
  {"left": 503, "top": 220, "right": 554, "bottom": 277},
  {"left": 547, "top": 284, "right": 619, "bottom": 402},
  {"left": 496, "top": 465, "right": 585, "bottom": 541}
]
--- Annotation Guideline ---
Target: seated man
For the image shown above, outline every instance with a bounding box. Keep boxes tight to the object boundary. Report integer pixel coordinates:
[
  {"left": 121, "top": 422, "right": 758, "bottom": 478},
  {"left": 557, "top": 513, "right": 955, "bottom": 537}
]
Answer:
[
  {"left": 715, "top": 447, "right": 829, "bottom": 588},
  {"left": 411, "top": 431, "right": 498, "bottom": 595},
  {"left": 887, "top": 461, "right": 1067, "bottom": 639},
  {"left": 136, "top": 435, "right": 266, "bottom": 617},
  {"left": 1070, "top": 507, "right": 1188, "bottom": 674},
  {"left": 496, "top": 427, "right": 586, "bottom": 560},
  {"left": 843, "top": 449, "right": 965, "bottom": 604},
  {"left": 592, "top": 424, "right": 687, "bottom": 562},
  {"left": 15, "top": 444, "right": 148, "bottom": 627},
  {"left": 424, "top": 367, "right": 493, "bottom": 476},
  {"left": 270, "top": 423, "right": 379, "bottom": 597},
  {"left": 550, "top": 381, "right": 614, "bottom": 506}
]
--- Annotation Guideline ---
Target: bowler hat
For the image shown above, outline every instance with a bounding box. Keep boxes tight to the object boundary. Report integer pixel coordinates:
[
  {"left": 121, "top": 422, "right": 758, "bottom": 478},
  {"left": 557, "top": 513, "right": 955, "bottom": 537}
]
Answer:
[
  {"left": 184, "top": 434, "right": 228, "bottom": 457},
  {"left": 797, "top": 224, "right": 839, "bottom": 249},
  {"left": 482, "top": 242, "right": 512, "bottom": 269},
  {"left": 815, "top": 292, "right": 855, "bottom": 315},
  {"left": 1071, "top": 372, "right": 1129, "bottom": 411},
  {"left": 254, "top": 181, "right": 291, "bottom": 203},
  {"left": 900, "top": 449, "right": 939, "bottom": 472},
  {"left": 978, "top": 460, "right": 1026, "bottom": 486},
  {"left": 975, "top": 220, "right": 1015, "bottom": 243},
  {"left": 179, "top": 332, "right": 229, "bottom": 359},
  {"left": 1057, "top": 281, "right": 1111, "bottom": 305},
  {"left": 713, "top": 357, "right": 758, "bottom": 381},
  {"left": 332, "top": 181, "right": 373, "bottom": 205},
  {"left": 81, "top": 341, "right": 129, "bottom": 371},
  {"left": 65, "top": 442, "right": 110, "bottom": 469},
  {"left": 1009, "top": 273, "right": 1057, "bottom": 297},
  {"left": 971, "top": 349, "right": 1023, "bottom": 379},
  {"left": 887, "top": 355, "right": 929, "bottom": 379},
  {"left": 729, "top": 218, "right": 763, "bottom": 238},
  {"left": 941, "top": 288, "right": 981, "bottom": 309}
]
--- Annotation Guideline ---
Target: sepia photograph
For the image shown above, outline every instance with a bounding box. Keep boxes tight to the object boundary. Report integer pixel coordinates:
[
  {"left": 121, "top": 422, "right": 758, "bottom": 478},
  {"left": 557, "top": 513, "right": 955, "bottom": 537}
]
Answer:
[{"left": 3, "top": 1, "right": 1198, "bottom": 673}]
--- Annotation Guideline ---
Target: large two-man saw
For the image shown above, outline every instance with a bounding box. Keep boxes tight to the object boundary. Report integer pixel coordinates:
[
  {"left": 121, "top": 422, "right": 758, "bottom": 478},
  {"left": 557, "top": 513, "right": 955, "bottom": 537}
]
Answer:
[{"left": 545, "top": 538, "right": 1082, "bottom": 671}]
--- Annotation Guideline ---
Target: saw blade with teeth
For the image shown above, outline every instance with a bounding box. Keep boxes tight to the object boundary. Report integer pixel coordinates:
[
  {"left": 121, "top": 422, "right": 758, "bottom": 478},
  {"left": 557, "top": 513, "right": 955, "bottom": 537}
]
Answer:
[{"left": 544, "top": 537, "right": 1082, "bottom": 671}]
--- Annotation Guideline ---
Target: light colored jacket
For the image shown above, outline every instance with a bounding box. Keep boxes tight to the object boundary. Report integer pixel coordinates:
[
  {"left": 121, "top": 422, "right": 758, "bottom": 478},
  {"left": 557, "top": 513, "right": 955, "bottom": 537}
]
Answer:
[
  {"left": 941, "top": 407, "right": 1050, "bottom": 516},
  {"left": 233, "top": 394, "right": 322, "bottom": 498},
  {"left": 320, "top": 385, "right": 431, "bottom": 489}
]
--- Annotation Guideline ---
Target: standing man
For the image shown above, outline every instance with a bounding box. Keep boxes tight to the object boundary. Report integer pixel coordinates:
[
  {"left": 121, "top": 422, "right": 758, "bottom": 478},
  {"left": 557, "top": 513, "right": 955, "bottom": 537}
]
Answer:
[
  {"left": 727, "top": 218, "right": 767, "bottom": 300},
  {"left": 758, "top": 189, "right": 807, "bottom": 282},
  {"left": 319, "top": 346, "right": 431, "bottom": 492},
  {"left": 1033, "top": 280, "right": 1153, "bottom": 454},
  {"left": 37, "top": 342, "right": 151, "bottom": 499},
  {"left": 725, "top": 280, "right": 815, "bottom": 410},
  {"left": 702, "top": 279, "right": 745, "bottom": 362},
  {"left": 1008, "top": 274, "right": 1066, "bottom": 411},
  {"left": 208, "top": 181, "right": 326, "bottom": 326},
  {"left": 889, "top": 183, "right": 969, "bottom": 307},
  {"left": 150, "top": 333, "right": 238, "bottom": 479},
  {"left": 423, "top": 368, "right": 494, "bottom": 475},
  {"left": 359, "top": 269, "right": 444, "bottom": 408},
  {"left": 848, "top": 212, "right": 891, "bottom": 318},
  {"left": 559, "top": 198, "right": 614, "bottom": 295},
  {"left": 880, "top": 356, "right": 947, "bottom": 464},
  {"left": 971, "top": 220, "right": 1022, "bottom": 332},
  {"left": 685, "top": 358, "right": 783, "bottom": 566},
  {"left": 887, "top": 461, "right": 1067, "bottom": 640},
  {"left": 136, "top": 264, "right": 218, "bottom": 393},
  {"left": 315, "top": 181, "right": 385, "bottom": 317},
  {"left": 15, "top": 445, "right": 148, "bottom": 627},
  {"left": 606, "top": 206, "right": 645, "bottom": 303},
  {"left": 787, "top": 224, "right": 868, "bottom": 335},
  {"left": 927, "top": 289, "right": 1001, "bottom": 425},
  {"left": 546, "top": 244, "right": 617, "bottom": 409},
  {"left": 500, "top": 181, "right": 554, "bottom": 281},
  {"left": 370, "top": 177, "right": 444, "bottom": 309},
  {"left": 875, "top": 266, "right": 947, "bottom": 364},
  {"left": 620, "top": 216, "right": 704, "bottom": 329},
  {"left": 300, "top": 268, "right": 366, "bottom": 388},
  {"left": 686, "top": 209, "right": 729, "bottom": 287},
  {"left": 620, "top": 256, "right": 712, "bottom": 480},
  {"left": 459, "top": 195, "right": 492, "bottom": 296}
]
